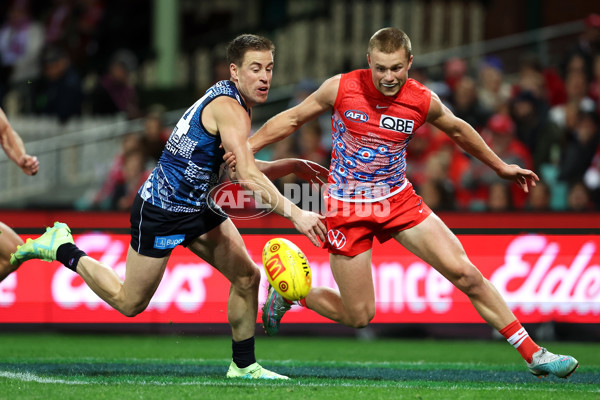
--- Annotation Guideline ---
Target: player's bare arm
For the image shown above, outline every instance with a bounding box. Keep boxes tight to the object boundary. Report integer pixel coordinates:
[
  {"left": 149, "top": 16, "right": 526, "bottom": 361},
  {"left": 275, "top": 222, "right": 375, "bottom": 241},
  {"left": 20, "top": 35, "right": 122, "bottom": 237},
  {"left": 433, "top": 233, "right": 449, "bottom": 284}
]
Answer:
[
  {"left": 426, "top": 92, "right": 538, "bottom": 192},
  {"left": 248, "top": 75, "right": 340, "bottom": 153},
  {"left": 208, "top": 97, "right": 326, "bottom": 246},
  {"left": 226, "top": 158, "right": 328, "bottom": 187},
  {"left": 0, "top": 108, "right": 39, "bottom": 176},
  {"left": 255, "top": 159, "right": 328, "bottom": 185}
]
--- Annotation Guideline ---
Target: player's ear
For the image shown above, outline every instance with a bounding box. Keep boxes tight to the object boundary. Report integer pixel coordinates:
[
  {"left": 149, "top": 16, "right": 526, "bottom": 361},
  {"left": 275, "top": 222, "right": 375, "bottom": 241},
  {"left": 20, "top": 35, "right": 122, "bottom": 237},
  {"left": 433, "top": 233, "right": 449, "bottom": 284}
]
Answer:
[
  {"left": 407, "top": 55, "right": 414, "bottom": 70},
  {"left": 229, "top": 63, "right": 238, "bottom": 81},
  {"left": 366, "top": 53, "right": 371, "bottom": 67}
]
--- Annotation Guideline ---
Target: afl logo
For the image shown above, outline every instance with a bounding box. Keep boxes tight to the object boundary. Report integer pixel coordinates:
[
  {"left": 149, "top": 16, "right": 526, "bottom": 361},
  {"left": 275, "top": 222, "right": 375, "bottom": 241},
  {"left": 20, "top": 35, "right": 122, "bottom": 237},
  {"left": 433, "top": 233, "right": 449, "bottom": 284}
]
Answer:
[
  {"left": 327, "top": 229, "right": 347, "bottom": 249},
  {"left": 344, "top": 110, "right": 369, "bottom": 123}
]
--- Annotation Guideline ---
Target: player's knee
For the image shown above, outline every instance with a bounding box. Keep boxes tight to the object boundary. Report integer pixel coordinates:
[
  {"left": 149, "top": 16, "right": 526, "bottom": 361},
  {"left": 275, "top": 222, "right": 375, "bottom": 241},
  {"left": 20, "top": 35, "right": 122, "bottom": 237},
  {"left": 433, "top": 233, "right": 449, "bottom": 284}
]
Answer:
[
  {"left": 119, "top": 298, "right": 150, "bottom": 317},
  {"left": 347, "top": 308, "right": 375, "bottom": 329},
  {"left": 453, "top": 265, "right": 485, "bottom": 297},
  {"left": 232, "top": 263, "right": 261, "bottom": 292},
  {"left": 0, "top": 258, "right": 18, "bottom": 274},
  {"left": 348, "top": 315, "right": 372, "bottom": 329},
  {"left": 120, "top": 305, "right": 145, "bottom": 318}
]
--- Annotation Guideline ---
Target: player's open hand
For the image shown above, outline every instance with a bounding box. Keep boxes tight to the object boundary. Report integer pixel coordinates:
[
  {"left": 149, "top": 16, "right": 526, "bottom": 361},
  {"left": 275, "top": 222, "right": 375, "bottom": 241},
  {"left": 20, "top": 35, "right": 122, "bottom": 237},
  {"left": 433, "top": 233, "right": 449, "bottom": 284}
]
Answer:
[
  {"left": 19, "top": 154, "right": 39, "bottom": 176},
  {"left": 294, "top": 159, "right": 328, "bottom": 188},
  {"left": 290, "top": 209, "right": 326, "bottom": 247},
  {"left": 497, "top": 164, "right": 539, "bottom": 193}
]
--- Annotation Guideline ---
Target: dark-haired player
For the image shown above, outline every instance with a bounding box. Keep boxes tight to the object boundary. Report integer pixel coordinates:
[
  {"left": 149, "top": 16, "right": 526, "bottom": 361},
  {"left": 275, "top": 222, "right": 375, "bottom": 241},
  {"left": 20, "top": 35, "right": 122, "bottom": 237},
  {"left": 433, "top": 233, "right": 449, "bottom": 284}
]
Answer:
[{"left": 11, "top": 34, "right": 326, "bottom": 379}]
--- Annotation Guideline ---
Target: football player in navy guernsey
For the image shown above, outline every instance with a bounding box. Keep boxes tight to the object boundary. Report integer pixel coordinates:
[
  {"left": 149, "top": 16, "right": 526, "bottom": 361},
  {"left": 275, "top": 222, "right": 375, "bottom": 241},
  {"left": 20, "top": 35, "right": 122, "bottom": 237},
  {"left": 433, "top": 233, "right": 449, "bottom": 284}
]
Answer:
[
  {"left": 10, "top": 34, "right": 327, "bottom": 379},
  {"left": 0, "top": 107, "right": 39, "bottom": 282}
]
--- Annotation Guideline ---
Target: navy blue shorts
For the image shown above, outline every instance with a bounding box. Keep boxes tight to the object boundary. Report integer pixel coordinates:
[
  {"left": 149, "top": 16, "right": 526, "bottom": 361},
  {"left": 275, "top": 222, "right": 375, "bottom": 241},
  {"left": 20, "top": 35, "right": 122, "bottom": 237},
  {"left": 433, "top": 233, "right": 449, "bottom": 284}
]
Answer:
[{"left": 130, "top": 194, "right": 228, "bottom": 258}]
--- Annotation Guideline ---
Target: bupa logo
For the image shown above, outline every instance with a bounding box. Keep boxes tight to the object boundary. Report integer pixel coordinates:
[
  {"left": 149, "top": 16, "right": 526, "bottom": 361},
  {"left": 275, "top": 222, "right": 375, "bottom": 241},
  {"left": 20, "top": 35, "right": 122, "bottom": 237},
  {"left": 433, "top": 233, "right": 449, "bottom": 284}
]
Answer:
[
  {"left": 154, "top": 234, "right": 185, "bottom": 250},
  {"left": 379, "top": 114, "right": 415, "bottom": 134},
  {"left": 344, "top": 110, "right": 369, "bottom": 123},
  {"left": 265, "top": 254, "right": 287, "bottom": 280},
  {"left": 327, "top": 229, "right": 347, "bottom": 249}
]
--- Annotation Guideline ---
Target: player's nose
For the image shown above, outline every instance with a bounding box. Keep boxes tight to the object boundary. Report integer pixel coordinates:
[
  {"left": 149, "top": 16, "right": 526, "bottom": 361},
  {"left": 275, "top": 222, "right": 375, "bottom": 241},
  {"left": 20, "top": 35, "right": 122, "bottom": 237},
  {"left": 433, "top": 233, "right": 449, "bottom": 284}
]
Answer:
[{"left": 259, "top": 69, "right": 269, "bottom": 82}]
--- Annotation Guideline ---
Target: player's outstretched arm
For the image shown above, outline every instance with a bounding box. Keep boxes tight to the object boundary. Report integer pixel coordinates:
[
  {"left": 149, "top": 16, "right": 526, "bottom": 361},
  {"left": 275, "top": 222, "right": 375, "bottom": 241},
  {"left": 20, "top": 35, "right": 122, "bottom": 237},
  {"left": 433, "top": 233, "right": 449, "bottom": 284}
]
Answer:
[
  {"left": 211, "top": 97, "right": 326, "bottom": 246},
  {"left": 255, "top": 159, "right": 328, "bottom": 185},
  {"left": 427, "top": 93, "right": 538, "bottom": 192},
  {"left": 248, "top": 75, "right": 340, "bottom": 153},
  {"left": 0, "top": 108, "right": 39, "bottom": 176}
]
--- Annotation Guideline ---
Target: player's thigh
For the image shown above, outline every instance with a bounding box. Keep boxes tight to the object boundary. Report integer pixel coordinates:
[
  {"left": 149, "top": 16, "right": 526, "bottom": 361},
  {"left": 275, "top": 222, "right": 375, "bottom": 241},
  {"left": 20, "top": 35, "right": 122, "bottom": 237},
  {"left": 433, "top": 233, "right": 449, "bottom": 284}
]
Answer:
[
  {"left": 120, "top": 245, "right": 170, "bottom": 301},
  {"left": 391, "top": 213, "right": 472, "bottom": 281},
  {"left": 186, "top": 218, "right": 257, "bottom": 284},
  {"left": 0, "top": 222, "right": 23, "bottom": 265},
  {"left": 330, "top": 249, "right": 375, "bottom": 308}
]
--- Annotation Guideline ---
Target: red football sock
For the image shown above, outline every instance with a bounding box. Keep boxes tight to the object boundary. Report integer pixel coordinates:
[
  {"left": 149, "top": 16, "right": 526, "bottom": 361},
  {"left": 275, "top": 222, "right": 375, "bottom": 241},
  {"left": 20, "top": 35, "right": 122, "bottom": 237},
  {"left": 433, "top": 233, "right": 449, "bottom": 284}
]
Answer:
[
  {"left": 294, "top": 298, "right": 307, "bottom": 307},
  {"left": 499, "top": 320, "right": 541, "bottom": 363}
]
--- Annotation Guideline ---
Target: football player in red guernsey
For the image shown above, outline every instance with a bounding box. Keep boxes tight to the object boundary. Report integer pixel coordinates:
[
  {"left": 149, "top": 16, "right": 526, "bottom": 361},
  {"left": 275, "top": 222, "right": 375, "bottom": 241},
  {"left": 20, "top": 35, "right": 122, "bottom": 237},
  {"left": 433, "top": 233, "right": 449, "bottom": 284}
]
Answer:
[{"left": 249, "top": 27, "right": 578, "bottom": 379}]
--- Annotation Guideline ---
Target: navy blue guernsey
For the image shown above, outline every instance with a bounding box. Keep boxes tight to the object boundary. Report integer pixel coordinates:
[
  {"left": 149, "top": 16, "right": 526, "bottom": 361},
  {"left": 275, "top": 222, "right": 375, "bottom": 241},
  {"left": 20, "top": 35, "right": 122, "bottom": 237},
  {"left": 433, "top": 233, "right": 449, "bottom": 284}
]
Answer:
[{"left": 139, "top": 80, "right": 249, "bottom": 212}]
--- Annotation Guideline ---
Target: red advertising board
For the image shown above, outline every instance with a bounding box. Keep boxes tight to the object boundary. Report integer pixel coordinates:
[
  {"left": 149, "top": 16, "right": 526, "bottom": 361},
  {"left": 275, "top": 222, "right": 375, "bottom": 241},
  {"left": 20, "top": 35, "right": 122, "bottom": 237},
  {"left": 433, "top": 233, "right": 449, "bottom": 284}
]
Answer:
[{"left": 1, "top": 232, "right": 598, "bottom": 324}]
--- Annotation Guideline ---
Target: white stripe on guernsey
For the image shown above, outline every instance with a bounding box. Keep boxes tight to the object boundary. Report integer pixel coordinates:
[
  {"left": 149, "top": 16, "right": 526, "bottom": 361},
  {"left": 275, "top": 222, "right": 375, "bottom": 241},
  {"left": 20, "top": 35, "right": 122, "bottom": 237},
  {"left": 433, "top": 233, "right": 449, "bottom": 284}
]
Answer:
[{"left": 507, "top": 327, "right": 528, "bottom": 348}]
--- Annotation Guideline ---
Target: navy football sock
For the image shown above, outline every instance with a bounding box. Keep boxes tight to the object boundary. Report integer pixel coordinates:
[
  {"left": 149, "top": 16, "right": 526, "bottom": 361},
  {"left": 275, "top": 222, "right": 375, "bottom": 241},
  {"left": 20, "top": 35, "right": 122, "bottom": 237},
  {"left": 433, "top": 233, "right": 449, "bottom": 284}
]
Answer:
[
  {"left": 232, "top": 337, "right": 256, "bottom": 369},
  {"left": 56, "top": 243, "right": 87, "bottom": 272}
]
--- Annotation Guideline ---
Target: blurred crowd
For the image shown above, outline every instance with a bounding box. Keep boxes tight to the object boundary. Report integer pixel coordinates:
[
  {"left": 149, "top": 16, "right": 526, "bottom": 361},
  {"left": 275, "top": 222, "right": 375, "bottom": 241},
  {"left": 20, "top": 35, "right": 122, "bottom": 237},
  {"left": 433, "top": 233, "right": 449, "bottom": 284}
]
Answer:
[
  {"left": 0, "top": 0, "right": 156, "bottom": 211},
  {"left": 0, "top": 0, "right": 148, "bottom": 121},
  {"left": 77, "top": 105, "right": 169, "bottom": 211},
  {"left": 402, "top": 14, "right": 600, "bottom": 213},
  {"left": 1, "top": 0, "right": 600, "bottom": 213}
]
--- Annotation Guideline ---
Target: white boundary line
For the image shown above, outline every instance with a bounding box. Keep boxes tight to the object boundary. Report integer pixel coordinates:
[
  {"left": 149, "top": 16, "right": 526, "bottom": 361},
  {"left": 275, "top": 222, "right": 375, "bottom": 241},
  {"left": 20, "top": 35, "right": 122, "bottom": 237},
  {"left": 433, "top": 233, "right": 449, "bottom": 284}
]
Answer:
[{"left": 1, "top": 369, "right": 598, "bottom": 393}]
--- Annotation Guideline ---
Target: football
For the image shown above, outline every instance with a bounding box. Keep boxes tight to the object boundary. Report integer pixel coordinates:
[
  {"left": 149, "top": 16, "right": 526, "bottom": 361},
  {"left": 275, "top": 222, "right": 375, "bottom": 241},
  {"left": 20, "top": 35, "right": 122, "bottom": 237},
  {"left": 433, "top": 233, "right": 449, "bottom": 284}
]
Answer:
[{"left": 262, "top": 238, "right": 312, "bottom": 301}]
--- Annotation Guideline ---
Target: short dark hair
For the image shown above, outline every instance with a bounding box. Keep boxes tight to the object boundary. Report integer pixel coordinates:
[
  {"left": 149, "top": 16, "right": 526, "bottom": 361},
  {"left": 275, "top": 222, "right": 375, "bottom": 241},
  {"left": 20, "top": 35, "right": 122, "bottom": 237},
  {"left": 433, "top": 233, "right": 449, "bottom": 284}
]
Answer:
[
  {"left": 226, "top": 34, "right": 275, "bottom": 66},
  {"left": 368, "top": 28, "right": 412, "bottom": 57}
]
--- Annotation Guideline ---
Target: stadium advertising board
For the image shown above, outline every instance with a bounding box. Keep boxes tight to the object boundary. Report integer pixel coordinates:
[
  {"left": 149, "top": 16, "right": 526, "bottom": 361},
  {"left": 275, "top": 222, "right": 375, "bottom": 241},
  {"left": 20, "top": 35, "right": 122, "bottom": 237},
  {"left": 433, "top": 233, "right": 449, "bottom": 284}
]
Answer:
[{"left": 1, "top": 233, "right": 598, "bottom": 323}]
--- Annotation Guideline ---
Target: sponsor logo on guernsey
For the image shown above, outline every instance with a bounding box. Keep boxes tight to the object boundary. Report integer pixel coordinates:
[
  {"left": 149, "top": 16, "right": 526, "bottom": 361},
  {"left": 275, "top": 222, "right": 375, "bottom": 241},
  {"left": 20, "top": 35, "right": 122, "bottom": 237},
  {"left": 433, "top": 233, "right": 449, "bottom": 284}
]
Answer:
[
  {"left": 379, "top": 114, "right": 415, "bottom": 134},
  {"left": 154, "top": 234, "right": 186, "bottom": 250},
  {"left": 344, "top": 110, "right": 369, "bottom": 123},
  {"left": 327, "top": 229, "right": 347, "bottom": 249}
]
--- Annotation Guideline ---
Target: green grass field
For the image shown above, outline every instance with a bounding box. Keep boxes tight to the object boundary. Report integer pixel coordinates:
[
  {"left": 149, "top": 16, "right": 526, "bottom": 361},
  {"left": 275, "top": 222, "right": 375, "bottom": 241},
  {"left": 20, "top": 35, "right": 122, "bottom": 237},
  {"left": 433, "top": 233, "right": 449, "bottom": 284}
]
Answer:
[{"left": 0, "top": 333, "right": 598, "bottom": 400}]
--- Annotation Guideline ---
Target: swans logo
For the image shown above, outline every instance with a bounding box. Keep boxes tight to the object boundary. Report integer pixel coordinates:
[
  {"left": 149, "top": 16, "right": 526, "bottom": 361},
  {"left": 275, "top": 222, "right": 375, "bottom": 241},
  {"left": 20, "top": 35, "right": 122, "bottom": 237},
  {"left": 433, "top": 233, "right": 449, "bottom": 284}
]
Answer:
[
  {"left": 327, "top": 229, "right": 347, "bottom": 249},
  {"left": 207, "top": 180, "right": 277, "bottom": 220}
]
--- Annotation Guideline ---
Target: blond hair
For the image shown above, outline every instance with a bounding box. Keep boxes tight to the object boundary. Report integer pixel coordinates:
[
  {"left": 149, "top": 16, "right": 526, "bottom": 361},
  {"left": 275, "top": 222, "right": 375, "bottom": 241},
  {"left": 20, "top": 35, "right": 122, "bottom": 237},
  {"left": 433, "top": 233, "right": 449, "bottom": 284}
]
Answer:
[{"left": 368, "top": 28, "right": 412, "bottom": 57}]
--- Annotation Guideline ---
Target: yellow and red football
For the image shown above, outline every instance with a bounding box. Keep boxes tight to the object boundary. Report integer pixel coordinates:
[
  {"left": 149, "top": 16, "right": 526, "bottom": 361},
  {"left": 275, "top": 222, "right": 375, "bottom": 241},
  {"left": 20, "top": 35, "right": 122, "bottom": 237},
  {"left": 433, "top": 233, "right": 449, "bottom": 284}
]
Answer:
[{"left": 262, "top": 238, "right": 312, "bottom": 301}]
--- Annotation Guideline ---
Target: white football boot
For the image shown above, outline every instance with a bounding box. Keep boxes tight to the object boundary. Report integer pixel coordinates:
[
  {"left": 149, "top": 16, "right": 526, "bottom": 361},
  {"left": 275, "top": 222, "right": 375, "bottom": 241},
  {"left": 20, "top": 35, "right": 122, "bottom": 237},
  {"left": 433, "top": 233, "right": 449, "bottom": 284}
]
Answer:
[
  {"left": 226, "top": 362, "right": 289, "bottom": 379},
  {"left": 527, "top": 347, "right": 578, "bottom": 378}
]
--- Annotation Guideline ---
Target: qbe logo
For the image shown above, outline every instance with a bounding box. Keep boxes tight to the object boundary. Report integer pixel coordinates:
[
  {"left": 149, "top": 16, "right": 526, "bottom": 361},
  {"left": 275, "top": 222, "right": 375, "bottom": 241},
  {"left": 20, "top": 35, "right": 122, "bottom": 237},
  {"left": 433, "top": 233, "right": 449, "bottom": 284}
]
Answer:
[
  {"left": 327, "top": 229, "right": 347, "bottom": 249},
  {"left": 379, "top": 114, "right": 415, "bottom": 134}
]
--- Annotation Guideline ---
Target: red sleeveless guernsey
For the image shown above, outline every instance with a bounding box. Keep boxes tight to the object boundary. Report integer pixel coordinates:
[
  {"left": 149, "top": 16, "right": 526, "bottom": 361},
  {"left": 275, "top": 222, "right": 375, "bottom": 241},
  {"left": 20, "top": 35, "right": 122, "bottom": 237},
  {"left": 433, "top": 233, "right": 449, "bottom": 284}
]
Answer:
[{"left": 329, "top": 69, "right": 431, "bottom": 201}]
